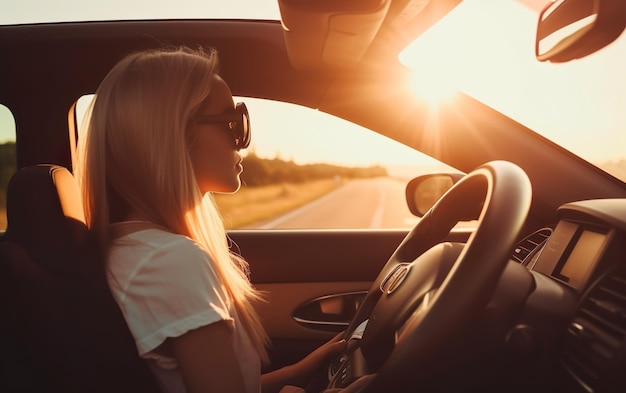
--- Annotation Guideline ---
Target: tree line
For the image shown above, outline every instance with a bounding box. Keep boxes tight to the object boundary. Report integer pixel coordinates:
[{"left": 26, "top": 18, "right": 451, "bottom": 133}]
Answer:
[{"left": 240, "top": 152, "right": 387, "bottom": 186}]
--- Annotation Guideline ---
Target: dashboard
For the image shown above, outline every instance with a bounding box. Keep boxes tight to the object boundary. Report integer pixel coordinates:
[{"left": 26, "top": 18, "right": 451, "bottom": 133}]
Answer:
[{"left": 513, "top": 199, "right": 626, "bottom": 393}]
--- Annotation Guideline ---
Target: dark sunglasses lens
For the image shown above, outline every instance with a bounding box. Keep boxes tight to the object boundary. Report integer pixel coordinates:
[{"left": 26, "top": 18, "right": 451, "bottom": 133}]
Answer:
[
  {"left": 197, "top": 103, "right": 250, "bottom": 149},
  {"left": 237, "top": 103, "right": 251, "bottom": 149},
  {"left": 241, "top": 111, "right": 250, "bottom": 148}
]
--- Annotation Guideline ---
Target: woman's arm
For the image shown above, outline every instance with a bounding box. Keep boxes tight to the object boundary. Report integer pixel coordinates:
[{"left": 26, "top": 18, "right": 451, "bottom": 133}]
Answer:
[
  {"left": 171, "top": 320, "right": 345, "bottom": 393},
  {"left": 170, "top": 320, "right": 249, "bottom": 393},
  {"left": 261, "top": 333, "right": 346, "bottom": 393}
]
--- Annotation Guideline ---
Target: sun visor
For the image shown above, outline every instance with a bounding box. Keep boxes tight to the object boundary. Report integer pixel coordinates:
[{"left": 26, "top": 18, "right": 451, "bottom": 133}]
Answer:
[{"left": 278, "top": 0, "right": 391, "bottom": 70}]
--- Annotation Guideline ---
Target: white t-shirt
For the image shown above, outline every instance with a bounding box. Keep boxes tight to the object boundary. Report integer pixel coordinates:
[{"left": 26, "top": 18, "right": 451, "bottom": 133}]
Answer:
[{"left": 107, "top": 228, "right": 261, "bottom": 393}]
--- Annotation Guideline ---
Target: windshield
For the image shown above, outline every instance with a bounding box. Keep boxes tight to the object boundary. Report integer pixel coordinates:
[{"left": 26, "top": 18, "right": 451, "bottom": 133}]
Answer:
[{"left": 400, "top": 0, "right": 626, "bottom": 183}]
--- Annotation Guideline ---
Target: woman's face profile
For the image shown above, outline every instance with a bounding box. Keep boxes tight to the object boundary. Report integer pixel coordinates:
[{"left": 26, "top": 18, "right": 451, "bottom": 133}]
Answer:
[{"left": 189, "top": 76, "right": 244, "bottom": 194}]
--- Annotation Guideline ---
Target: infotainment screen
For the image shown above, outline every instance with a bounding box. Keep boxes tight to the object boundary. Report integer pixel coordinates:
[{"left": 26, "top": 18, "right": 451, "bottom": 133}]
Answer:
[
  {"left": 555, "top": 229, "right": 607, "bottom": 289},
  {"left": 530, "top": 221, "right": 611, "bottom": 290}
]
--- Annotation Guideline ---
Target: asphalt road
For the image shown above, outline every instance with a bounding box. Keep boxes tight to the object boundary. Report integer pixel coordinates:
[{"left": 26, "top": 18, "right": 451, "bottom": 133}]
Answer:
[{"left": 253, "top": 177, "right": 419, "bottom": 229}]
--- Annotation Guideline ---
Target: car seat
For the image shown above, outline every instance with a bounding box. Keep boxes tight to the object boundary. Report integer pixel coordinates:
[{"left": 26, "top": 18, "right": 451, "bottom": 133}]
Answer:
[{"left": 0, "top": 164, "right": 162, "bottom": 393}]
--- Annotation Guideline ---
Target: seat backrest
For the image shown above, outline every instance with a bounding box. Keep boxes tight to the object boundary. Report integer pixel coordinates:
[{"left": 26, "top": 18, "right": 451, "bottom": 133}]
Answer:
[{"left": 0, "top": 164, "right": 161, "bottom": 393}]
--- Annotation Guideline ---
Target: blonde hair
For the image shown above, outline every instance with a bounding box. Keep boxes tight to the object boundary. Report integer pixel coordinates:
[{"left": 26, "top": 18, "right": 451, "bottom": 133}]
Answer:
[{"left": 76, "top": 46, "right": 269, "bottom": 362}]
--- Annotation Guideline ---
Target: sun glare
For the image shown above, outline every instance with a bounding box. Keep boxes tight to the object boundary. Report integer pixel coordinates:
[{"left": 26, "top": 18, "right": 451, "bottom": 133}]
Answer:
[
  {"left": 398, "top": 2, "right": 467, "bottom": 109},
  {"left": 407, "top": 69, "right": 460, "bottom": 109}
]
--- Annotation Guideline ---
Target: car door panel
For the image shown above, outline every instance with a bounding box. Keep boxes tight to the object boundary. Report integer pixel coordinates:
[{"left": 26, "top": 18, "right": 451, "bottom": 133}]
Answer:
[
  {"left": 255, "top": 281, "right": 370, "bottom": 339},
  {"left": 229, "top": 228, "right": 473, "bottom": 368}
]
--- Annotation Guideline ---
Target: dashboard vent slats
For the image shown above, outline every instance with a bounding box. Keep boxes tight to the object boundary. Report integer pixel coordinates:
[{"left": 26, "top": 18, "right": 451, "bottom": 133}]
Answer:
[
  {"left": 512, "top": 228, "right": 552, "bottom": 265},
  {"left": 562, "top": 265, "right": 626, "bottom": 392}
]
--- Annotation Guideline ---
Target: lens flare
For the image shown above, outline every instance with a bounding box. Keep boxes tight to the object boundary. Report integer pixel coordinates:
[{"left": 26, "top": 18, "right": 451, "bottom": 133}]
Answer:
[{"left": 408, "top": 70, "right": 460, "bottom": 109}]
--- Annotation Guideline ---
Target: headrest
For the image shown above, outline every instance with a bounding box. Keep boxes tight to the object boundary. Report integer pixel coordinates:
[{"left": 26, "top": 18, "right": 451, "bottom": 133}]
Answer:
[{"left": 4, "top": 164, "right": 88, "bottom": 273}]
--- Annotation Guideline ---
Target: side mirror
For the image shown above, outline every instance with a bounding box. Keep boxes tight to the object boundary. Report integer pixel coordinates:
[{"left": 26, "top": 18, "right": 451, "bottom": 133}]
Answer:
[
  {"left": 536, "top": 0, "right": 626, "bottom": 62},
  {"left": 405, "top": 173, "right": 464, "bottom": 217}
]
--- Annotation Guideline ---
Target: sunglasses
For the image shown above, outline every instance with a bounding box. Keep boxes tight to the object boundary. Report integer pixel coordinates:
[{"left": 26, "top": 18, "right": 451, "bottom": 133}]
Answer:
[{"left": 195, "top": 102, "right": 251, "bottom": 150}]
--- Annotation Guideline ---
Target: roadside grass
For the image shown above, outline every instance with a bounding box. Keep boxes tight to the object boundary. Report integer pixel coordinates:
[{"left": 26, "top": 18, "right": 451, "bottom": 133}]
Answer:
[{"left": 214, "top": 179, "right": 342, "bottom": 229}]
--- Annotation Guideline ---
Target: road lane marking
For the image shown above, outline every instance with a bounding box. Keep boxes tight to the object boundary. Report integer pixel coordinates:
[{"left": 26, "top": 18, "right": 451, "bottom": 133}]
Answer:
[{"left": 369, "top": 187, "right": 386, "bottom": 228}]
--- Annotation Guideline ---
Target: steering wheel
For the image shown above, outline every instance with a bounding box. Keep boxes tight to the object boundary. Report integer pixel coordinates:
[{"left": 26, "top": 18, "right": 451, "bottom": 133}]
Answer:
[{"left": 328, "top": 160, "right": 532, "bottom": 392}]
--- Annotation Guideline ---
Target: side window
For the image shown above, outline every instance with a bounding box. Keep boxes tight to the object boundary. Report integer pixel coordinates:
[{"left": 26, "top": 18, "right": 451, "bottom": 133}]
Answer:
[
  {"left": 216, "top": 98, "right": 456, "bottom": 230},
  {"left": 71, "top": 96, "right": 458, "bottom": 230},
  {"left": 0, "top": 104, "right": 17, "bottom": 231}
]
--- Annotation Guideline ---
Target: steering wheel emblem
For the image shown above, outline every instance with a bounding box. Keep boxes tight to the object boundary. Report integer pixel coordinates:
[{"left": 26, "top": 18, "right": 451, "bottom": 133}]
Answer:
[{"left": 380, "top": 263, "right": 411, "bottom": 295}]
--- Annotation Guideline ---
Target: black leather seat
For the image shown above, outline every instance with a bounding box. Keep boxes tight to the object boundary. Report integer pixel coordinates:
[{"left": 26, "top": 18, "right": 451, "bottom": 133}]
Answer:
[{"left": 0, "top": 164, "right": 161, "bottom": 393}]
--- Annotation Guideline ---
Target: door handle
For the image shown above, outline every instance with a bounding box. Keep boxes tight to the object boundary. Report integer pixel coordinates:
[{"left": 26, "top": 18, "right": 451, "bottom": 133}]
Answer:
[{"left": 292, "top": 291, "right": 367, "bottom": 332}]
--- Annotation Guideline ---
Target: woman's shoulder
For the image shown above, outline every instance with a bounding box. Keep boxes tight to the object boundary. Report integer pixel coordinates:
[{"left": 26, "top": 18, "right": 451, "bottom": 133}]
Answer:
[
  {"left": 108, "top": 225, "right": 216, "bottom": 285},
  {"left": 111, "top": 224, "right": 208, "bottom": 264},
  {"left": 113, "top": 222, "right": 190, "bottom": 245}
]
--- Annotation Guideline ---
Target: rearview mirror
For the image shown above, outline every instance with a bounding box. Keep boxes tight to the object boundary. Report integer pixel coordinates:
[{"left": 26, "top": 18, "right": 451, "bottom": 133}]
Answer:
[
  {"left": 536, "top": 0, "right": 626, "bottom": 62},
  {"left": 405, "top": 173, "right": 464, "bottom": 217}
]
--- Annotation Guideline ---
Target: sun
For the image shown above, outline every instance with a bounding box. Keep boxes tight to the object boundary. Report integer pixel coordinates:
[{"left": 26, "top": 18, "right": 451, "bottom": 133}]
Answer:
[
  {"left": 400, "top": 26, "right": 462, "bottom": 109},
  {"left": 407, "top": 69, "right": 460, "bottom": 109}
]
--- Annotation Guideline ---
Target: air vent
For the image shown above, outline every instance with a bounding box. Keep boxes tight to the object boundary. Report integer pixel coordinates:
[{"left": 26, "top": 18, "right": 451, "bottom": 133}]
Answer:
[
  {"left": 561, "top": 265, "right": 626, "bottom": 392},
  {"left": 512, "top": 228, "right": 552, "bottom": 265}
]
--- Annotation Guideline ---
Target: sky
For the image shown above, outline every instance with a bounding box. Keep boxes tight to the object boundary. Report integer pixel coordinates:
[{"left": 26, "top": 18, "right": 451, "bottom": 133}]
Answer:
[
  {"left": 1, "top": 0, "right": 625, "bottom": 172},
  {"left": 400, "top": 0, "right": 626, "bottom": 165}
]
